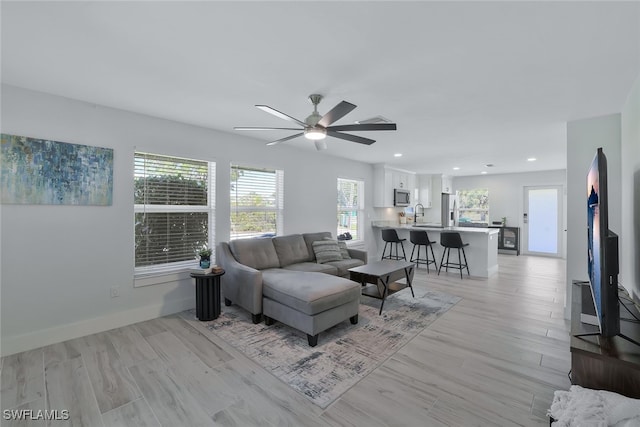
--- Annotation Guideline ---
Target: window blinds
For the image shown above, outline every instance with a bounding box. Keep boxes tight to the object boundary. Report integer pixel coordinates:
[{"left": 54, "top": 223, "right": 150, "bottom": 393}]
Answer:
[
  {"left": 134, "top": 152, "right": 214, "bottom": 269},
  {"left": 337, "top": 178, "right": 364, "bottom": 240},
  {"left": 337, "top": 178, "right": 362, "bottom": 210},
  {"left": 134, "top": 153, "right": 208, "bottom": 206},
  {"left": 230, "top": 165, "right": 283, "bottom": 240}
]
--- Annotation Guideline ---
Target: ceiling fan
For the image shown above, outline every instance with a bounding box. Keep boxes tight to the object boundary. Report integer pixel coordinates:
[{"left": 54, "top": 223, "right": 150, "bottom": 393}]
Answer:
[{"left": 234, "top": 94, "right": 397, "bottom": 150}]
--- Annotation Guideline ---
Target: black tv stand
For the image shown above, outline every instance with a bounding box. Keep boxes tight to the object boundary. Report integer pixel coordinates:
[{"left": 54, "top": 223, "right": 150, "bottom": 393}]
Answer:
[
  {"left": 573, "top": 289, "right": 640, "bottom": 348},
  {"left": 570, "top": 282, "right": 640, "bottom": 398},
  {"left": 574, "top": 331, "right": 640, "bottom": 348}
]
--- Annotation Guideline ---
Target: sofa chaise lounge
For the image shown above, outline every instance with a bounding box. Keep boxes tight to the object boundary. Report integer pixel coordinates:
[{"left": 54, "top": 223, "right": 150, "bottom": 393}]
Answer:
[{"left": 217, "top": 232, "right": 367, "bottom": 346}]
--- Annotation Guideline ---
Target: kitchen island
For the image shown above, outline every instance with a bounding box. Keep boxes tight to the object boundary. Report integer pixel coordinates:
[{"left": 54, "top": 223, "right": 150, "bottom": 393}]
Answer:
[{"left": 371, "top": 222, "right": 499, "bottom": 278}]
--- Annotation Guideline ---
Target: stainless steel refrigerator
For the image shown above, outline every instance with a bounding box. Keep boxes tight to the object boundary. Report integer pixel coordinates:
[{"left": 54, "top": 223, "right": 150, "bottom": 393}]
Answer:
[{"left": 441, "top": 193, "right": 458, "bottom": 227}]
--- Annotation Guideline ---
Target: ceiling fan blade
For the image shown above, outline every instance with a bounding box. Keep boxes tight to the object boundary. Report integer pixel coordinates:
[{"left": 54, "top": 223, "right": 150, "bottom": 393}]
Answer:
[
  {"left": 326, "top": 130, "right": 375, "bottom": 145},
  {"left": 317, "top": 101, "right": 357, "bottom": 128},
  {"left": 326, "top": 123, "right": 397, "bottom": 132},
  {"left": 234, "top": 127, "right": 303, "bottom": 131},
  {"left": 256, "top": 105, "right": 308, "bottom": 128},
  {"left": 265, "top": 132, "right": 304, "bottom": 146}
]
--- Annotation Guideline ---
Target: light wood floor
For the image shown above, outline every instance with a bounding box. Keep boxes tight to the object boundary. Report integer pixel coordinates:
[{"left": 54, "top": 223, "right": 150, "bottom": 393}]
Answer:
[{"left": 1, "top": 254, "right": 570, "bottom": 426}]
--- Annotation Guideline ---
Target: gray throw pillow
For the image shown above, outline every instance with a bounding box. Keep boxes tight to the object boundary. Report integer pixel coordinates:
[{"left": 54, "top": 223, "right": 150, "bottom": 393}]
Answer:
[
  {"left": 337, "top": 241, "right": 351, "bottom": 259},
  {"left": 322, "top": 237, "right": 352, "bottom": 259},
  {"left": 312, "top": 240, "right": 343, "bottom": 264}
]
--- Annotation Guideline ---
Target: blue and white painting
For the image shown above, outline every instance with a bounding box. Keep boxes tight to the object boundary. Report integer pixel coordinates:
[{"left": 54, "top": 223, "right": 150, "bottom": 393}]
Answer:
[{"left": 1, "top": 134, "right": 113, "bottom": 205}]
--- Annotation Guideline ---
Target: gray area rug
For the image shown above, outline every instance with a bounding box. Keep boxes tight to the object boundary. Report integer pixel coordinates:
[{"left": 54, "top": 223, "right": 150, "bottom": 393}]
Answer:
[{"left": 181, "top": 289, "right": 461, "bottom": 408}]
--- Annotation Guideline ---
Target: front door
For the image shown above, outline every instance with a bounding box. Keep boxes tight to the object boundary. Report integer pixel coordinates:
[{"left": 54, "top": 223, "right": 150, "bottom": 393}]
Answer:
[{"left": 523, "top": 186, "right": 563, "bottom": 257}]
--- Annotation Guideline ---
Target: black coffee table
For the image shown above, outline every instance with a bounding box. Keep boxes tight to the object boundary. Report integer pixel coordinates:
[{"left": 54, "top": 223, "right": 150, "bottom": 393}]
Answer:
[{"left": 348, "top": 260, "right": 415, "bottom": 315}]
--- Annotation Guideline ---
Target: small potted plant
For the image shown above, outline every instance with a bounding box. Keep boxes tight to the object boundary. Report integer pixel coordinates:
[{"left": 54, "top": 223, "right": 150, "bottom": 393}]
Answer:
[
  {"left": 501, "top": 216, "right": 507, "bottom": 226},
  {"left": 198, "top": 248, "right": 212, "bottom": 269}
]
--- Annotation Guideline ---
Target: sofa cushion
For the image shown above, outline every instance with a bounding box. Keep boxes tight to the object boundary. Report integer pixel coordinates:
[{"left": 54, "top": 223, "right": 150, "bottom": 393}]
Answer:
[
  {"left": 312, "top": 240, "right": 343, "bottom": 264},
  {"left": 272, "top": 234, "right": 310, "bottom": 267},
  {"left": 262, "top": 270, "right": 361, "bottom": 315},
  {"left": 281, "top": 262, "right": 338, "bottom": 275},
  {"left": 302, "top": 232, "right": 332, "bottom": 261},
  {"left": 325, "top": 258, "right": 365, "bottom": 277},
  {"left": 229, "top": 237, "right": 280, "bottom": 270}
]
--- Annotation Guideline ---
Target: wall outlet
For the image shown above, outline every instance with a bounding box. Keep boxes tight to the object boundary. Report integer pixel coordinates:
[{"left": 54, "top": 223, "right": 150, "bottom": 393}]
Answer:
[{"left": 110, "top": 286, "right": 120, "bottom": 298}]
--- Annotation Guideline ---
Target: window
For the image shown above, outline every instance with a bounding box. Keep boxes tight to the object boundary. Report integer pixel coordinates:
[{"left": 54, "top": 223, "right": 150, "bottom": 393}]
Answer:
[
  {"left": 134, "top": 152, "right": 215, "bottom": 275},
  {"left": 337, "top": 178, "right": 364, "bottom": 241},
  {"left": 457, "top": 188, "right": 489, "bottom": 225},
  {"left": 230, "top": 164, "right": 284, "bottom": 240}
]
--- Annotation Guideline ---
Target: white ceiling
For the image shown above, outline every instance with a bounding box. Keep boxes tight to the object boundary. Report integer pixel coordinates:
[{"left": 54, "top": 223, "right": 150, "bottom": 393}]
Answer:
[{"left": 2, "top": 1, "right": 639, "bottom": 176}]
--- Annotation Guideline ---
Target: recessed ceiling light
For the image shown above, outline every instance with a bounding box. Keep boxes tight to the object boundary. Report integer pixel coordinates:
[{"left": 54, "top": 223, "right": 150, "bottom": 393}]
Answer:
[
  {"left": 527, "top": 157, "right": 537, "bottom": 162},
  {"left": 481, "top": 171, "right": 488, "bottom": 175},
  {"left": 394, "top": 153, "right": 402, "bottom": 157},
  {"left": 453, "top": 167, "right": 460, "bottom": 170}
]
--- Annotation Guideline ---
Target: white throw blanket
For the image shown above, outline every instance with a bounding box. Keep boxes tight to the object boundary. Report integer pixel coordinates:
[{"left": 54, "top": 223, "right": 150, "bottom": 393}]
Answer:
[{"left": 548, "top": 385, "right": 640, "bottom": 427}]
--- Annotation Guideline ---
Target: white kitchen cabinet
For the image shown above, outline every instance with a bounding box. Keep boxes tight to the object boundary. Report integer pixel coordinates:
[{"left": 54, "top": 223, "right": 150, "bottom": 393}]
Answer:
[
  {"left": 373, "top": 165, "right": 393, "bottom": 207},
  {"left": 429, "top": 174, "right": 452, "bottom": 195},
  {"left": 408, "top": 173, "right": 416, "bottom": 193},
  {"left": 394, "top": 171, "right": 411, "bottom": 190},
  {"left": 373, "top": 164, "right": 417, "bottom": 207},
  {"left": 416, "top": 174, "right": 432, "bottom": 208},
  {"left": 441, "top": 175, "right": 453, "bottom": 194}
]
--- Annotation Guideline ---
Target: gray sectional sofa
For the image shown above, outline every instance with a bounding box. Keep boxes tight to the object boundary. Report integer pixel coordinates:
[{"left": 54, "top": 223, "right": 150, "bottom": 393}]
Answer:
[{"left": 217, "top": 232, "right": 368, "bottom": 346}]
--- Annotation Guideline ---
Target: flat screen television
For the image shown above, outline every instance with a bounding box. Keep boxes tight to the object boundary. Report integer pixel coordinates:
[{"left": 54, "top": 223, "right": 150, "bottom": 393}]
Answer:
[{"left": 586, "top": 147, "right": 620, "bottom": 337}]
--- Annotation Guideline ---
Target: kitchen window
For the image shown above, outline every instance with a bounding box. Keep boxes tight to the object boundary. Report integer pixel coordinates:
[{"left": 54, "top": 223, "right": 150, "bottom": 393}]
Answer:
[
  {"left": 134, "top": 152, "right": 215, "bottom": 276},
  {"left": 230, "top": 164, "right": 284, "bottom": 240},
  {"left": 337, "top": 178, "right": 364, "bottom": 241},
  {"left": 457, "top": 188, "right": 489, "bottom": 225}
]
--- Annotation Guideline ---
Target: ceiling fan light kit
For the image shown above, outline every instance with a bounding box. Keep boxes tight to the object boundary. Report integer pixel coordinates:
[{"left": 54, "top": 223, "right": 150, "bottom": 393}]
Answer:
[
  {"left": 234, "top": 94, "right": 397, "bottom": 149},
  {"left": 304, "top": 127, "right": 326, "bottom": 140}
]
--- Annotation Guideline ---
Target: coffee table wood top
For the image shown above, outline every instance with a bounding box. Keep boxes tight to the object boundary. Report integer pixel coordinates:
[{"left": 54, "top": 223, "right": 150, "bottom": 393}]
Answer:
[{"left": 348, "top": 260, "right": 414, "bottom": 276}]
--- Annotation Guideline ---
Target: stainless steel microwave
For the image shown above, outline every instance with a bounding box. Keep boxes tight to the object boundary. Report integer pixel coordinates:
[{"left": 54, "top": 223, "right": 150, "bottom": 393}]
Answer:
[{"left": 394, "top": 188, "right": 410, "bottom": 207}]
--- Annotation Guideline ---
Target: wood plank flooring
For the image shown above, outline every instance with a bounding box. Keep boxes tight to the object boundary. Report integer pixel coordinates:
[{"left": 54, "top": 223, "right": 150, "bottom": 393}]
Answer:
[{"left": 1, "top": 254, "right": 570, "bottom": 426}]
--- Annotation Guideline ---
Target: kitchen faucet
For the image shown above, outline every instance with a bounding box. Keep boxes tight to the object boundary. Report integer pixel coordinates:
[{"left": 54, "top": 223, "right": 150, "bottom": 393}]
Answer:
[{"left": 414, "top": 203, "right": 424, "bottom": 224}]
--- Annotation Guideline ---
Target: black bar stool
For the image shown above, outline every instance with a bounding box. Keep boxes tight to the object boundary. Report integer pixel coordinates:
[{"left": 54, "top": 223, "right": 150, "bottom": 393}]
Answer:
[
  {"left": 438, "top": 232, "right": 470, "bottom": 279},
  {"left": 381, "top": 228, "right": 407, "bottom": 261},
  {"left": 409, "top": 230, "right": 438, "bottom": 273}
]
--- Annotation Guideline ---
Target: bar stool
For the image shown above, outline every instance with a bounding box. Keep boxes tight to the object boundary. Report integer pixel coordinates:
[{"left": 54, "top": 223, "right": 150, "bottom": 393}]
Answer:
[
  {"left": 438, "top": 232, "right": 470, "bottom": 279},
  {"left": 381, "top": 228, "right": 407, "bottom": 261},
  {"left": 409, "top": 230, "right": 438, "bottom": 273}
]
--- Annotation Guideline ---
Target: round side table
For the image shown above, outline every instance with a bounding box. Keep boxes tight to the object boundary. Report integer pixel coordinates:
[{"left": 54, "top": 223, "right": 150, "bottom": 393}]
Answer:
[{"left": 190, "top": 269, "right": 225, "bottom": 321}]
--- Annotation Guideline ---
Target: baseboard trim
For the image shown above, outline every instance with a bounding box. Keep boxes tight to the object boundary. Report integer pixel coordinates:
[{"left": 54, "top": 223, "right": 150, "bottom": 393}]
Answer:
[
  {"left": 486, "top": 264, "right": 499, "bottom": 277},
  {"left": 1, "top": 296, "right": 195, "bottom": 357}
]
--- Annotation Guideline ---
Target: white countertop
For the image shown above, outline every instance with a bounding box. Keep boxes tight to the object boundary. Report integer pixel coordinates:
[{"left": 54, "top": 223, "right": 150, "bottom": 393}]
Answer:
[{"left": 371, "top": 221, "right": 499, "bottom": 234}]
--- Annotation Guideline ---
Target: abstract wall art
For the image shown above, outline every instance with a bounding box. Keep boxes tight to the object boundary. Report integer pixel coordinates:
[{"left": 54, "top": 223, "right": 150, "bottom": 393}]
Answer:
[{"left": 1, "top": 134, "right": 113, "bottom": 205}]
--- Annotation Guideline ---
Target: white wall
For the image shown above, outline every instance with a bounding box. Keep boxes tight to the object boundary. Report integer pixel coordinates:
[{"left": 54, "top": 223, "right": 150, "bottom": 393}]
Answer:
[
  {"left": 621, "top": 75, "right": 640, "bottom": 300},
  {"left": 566, "top": 113, "right": 622, "bottom": 319},
  {"left": 0, "top": 85, "right": 375, "bottom": 356},
  {"left": 453, "top": 170, "right": 567, "bottom": 253}
]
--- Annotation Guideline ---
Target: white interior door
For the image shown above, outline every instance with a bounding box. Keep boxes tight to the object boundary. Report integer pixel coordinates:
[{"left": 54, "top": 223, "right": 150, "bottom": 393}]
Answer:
[{"left": 523, "top": 186, "right": 563, "bottom": 257}]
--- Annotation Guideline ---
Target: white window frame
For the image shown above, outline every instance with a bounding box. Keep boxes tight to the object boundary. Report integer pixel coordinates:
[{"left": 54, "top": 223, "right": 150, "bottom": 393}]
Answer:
[
  {"left": 230, "top": 164, "right": 284, "bottom": 240},
  {"left": 133, "top": 152, "right": 216, "bottom": 282},
  {"left": 457, "top": 188, "right": 489, "bottom": 225},
  {"left": 337, "top": 177, "right": 364, "bottom": 242}
]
